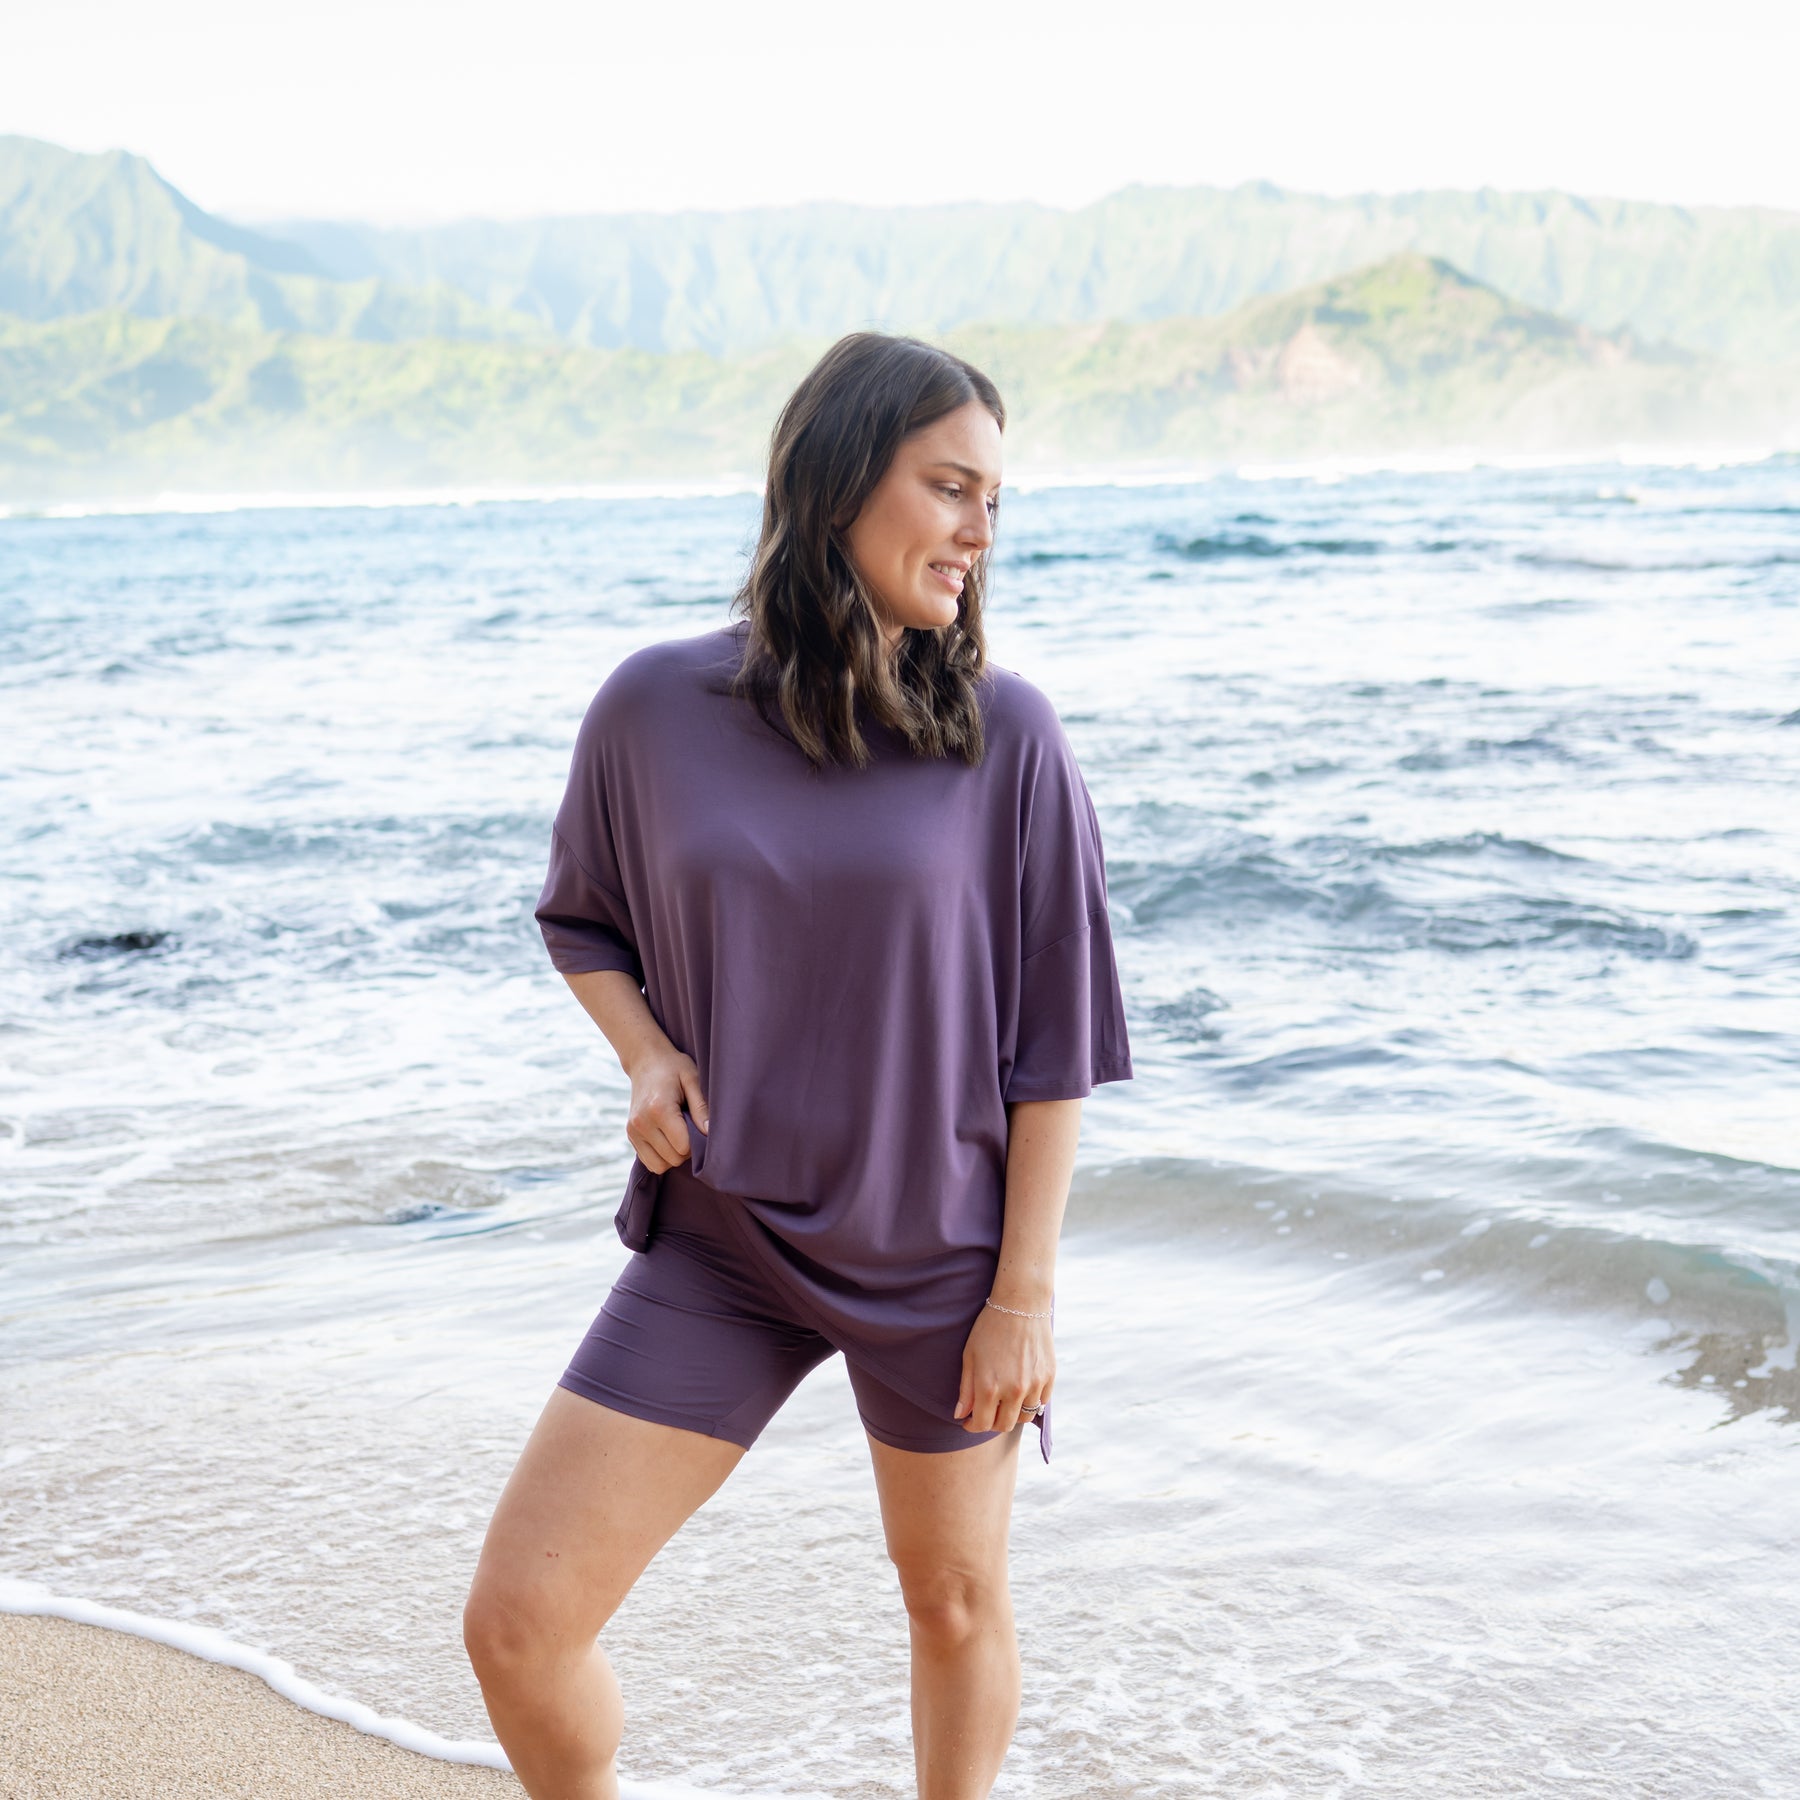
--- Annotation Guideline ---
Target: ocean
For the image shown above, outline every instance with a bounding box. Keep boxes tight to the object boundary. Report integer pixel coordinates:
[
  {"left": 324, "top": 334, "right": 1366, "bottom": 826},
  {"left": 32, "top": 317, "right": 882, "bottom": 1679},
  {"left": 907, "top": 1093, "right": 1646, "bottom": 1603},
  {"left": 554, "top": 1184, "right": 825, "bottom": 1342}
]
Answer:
[{"left": 2, "top": 455, "right": 1797, "bottom": 1798}]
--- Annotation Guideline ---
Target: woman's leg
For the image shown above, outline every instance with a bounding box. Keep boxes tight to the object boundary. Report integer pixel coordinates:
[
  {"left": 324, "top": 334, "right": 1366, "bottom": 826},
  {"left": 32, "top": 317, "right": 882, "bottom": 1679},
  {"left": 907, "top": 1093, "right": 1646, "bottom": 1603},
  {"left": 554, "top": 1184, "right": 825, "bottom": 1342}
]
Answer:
[
  {"left": 476, "top": 1169, "right": 841, "bottom": 1795},
  {"left": 866, "top": 1426, "right": 1025, "bottom": 1800},
  {"left": 463, "top": 1387, "right": 744, "bottom": 1800}
]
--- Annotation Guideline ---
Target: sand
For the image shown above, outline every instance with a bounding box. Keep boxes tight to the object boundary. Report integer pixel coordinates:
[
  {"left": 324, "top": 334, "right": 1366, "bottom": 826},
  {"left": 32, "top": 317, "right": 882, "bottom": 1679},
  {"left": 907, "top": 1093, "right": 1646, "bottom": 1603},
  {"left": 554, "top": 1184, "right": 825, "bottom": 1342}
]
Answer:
[{"left": 0, "top": 1613, "right": 520, "bottom": 1799}]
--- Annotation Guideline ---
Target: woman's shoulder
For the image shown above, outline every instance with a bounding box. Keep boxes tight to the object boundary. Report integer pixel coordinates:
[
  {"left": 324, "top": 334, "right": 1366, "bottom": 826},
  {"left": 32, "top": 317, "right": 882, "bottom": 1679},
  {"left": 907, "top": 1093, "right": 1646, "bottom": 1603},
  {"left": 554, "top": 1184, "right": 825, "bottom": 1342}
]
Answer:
[
  {"left": 610, "top": 623, "right": 743, "bottom": 687},
  {"left": 980, "top": 659, "right": 1074, "bottom": 754},
  {"left": 582, "top": 625, "right": 744, "bottom": 718}
]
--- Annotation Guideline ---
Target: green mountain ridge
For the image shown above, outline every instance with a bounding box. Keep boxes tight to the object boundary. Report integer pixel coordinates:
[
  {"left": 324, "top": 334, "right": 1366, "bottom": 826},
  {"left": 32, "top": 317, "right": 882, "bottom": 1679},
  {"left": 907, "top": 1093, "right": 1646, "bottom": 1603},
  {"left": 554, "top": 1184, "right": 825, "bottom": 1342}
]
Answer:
[
  {"left": 0, "top": 136, "right": 546, "bottom": 345},
  {"left": 8, "top": 135, "right": 1800, "bottom": 363},
  {"left": 5, "top": 253, "right": 1791, "bottom": 504},
  {"left": 267, "top": 182, "right": 1800, "bottom": 362}
]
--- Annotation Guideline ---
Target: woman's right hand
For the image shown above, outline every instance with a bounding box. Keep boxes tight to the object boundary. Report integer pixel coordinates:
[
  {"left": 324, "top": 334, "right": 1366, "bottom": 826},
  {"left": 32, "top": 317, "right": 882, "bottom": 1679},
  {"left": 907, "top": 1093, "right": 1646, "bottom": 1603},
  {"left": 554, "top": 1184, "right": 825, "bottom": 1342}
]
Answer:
[
  {"left": 626, "top": 1049, "right": 710, "bottom": 1174},
  {"left": 558, "top": 972, "right": 710, "bottom": 1176}
]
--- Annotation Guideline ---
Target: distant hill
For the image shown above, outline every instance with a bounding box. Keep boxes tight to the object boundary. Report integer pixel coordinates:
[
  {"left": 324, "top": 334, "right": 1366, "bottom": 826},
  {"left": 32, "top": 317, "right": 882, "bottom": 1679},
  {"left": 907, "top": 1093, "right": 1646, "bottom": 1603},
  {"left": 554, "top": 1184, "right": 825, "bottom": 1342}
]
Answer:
[
  {"left": 0, "top": 308, "right": 813, "bottom": 498},
  {"left": 5, "top": 254, "right": 1791, "bottom": 504},
  {"left": 952, "top": 253, "right": 1769, "bottom": 466},
  {"left": 7, "top": 136, "right": 1800, "bottom": 364},
  {"left": 267, "top": 178, "right": 1800, "bottom": 364},
  {"left": 0, "top": 136, "right": 544, "bottom": 343}
]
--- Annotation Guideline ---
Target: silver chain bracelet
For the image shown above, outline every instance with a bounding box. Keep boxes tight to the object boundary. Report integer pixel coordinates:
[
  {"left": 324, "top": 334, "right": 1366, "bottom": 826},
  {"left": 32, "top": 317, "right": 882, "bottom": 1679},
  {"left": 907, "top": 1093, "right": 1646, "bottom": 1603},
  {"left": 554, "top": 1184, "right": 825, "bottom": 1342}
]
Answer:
[{"left": 984, "top": 1296, "right": 1052, "bottom": 1318}]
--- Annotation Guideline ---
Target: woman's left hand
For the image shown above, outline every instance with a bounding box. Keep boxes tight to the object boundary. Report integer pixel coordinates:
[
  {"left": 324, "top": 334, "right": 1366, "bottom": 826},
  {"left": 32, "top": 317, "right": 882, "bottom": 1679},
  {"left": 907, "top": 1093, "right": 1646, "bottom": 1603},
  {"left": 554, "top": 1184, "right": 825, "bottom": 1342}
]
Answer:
[{"left": 954, "top": 1301, "right": 1054, "bottom": 1434}]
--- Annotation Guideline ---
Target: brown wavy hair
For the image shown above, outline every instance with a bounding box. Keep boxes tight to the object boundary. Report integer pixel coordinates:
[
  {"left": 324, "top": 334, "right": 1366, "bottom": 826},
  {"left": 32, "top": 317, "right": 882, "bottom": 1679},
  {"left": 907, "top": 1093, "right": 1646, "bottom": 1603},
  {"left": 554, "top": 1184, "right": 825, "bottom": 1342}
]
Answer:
[{"left": 728, "top": 331, "right": 1005, "bottom": 769}]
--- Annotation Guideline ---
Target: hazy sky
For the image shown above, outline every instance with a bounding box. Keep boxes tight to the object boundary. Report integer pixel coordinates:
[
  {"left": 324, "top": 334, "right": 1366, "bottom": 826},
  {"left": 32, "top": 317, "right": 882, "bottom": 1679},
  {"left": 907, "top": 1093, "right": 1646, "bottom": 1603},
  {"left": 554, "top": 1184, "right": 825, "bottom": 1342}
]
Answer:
[{"left": 6, "top": 0, "right": 1795, "bottom": 224}]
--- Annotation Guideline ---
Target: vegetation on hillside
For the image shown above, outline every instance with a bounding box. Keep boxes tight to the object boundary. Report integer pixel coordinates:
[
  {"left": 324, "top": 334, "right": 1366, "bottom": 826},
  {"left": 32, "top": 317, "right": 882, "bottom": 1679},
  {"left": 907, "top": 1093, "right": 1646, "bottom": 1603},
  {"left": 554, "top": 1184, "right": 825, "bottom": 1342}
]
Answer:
[
  {"left": 950, "top": 254, "right": 1771, "bottom": 465},
  {"left": 4, "top": 254, "right": 1790, "bottom": 502}
]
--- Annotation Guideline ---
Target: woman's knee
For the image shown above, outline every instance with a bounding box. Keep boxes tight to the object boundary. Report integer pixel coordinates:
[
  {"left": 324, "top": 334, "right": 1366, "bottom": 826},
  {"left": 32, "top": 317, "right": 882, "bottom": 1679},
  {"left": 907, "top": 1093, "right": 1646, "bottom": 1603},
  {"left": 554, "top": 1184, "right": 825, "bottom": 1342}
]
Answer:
[
  {"left": 462, "top": 1564, "right": 595, "bottom": 1688},
  {"left": 462, "top": 1572, "right": 537, "bottom": 1685},
  {"left": 892, "top": 1557, "right": 1010, "bottom": 1652}
]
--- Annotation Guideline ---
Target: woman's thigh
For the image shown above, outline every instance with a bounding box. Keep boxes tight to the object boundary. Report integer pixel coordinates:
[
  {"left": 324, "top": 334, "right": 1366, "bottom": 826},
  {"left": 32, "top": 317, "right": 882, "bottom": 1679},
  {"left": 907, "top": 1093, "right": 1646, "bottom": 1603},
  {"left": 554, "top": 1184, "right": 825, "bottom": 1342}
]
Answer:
[
  {"left": 561, "top": 1227, "right": 838, "bottom": 1449},
  {"left": 866, "top": 1425, "right": 1022, "bottom": 1600},
  {"left": 472, "top": 1190, "right": 846, "bottom": 1653},
  {"left": 469, "top": 1386, "right": 744, "bottom": 1651}
]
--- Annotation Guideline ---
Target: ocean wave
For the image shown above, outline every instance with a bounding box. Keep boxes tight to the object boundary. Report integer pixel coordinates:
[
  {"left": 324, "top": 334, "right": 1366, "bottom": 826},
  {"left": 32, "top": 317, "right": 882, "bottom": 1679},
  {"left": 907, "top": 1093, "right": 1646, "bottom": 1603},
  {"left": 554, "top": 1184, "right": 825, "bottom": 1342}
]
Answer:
[
  {"left": 1112, "top": 837, "right": 1697, "bottom": 960},
  {"left": 1146, "top": 985, "right": 1231, "bottom": 1039},
  {"left": 159, "top": 811, "right": 547, "bottom": 869},
  {"left": 1332, "top": 829, "right": 1587, "bottom": 866},
  {"left": 7, "top": 448, "right": 1789, "bottom": 526},
  {"left": 1519, "top": 550, "right": 1800, "bottom": 573},
  {"left": 1067, "top": 1158, "right": 1800, "bottom": 1427},
  {"left": 31, "top": 818, "right": 555, "bottom": 999},
  {"left": 0, "top": 478, "right": 763, "bottom": 523},
  {"left": 1155, "top": 530, "right": 1382, "bottom": 560},
  {"left": 1395, "top": 734, "right": 1581, "bottom": 770},
  {"left": 1226, "top": 445, "right": 1794, "bottom": 485}
]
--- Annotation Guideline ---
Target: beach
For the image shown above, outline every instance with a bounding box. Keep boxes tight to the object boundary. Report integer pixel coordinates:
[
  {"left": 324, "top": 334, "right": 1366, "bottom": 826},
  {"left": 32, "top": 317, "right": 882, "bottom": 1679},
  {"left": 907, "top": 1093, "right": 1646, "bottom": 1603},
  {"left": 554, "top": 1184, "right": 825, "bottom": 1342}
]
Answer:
[
  {"left": 0, "top": 1613, "right": 514, "bottom": 1799},
  {"left": 3, "top": 458, "right": 1797, "bottom": 1798}
]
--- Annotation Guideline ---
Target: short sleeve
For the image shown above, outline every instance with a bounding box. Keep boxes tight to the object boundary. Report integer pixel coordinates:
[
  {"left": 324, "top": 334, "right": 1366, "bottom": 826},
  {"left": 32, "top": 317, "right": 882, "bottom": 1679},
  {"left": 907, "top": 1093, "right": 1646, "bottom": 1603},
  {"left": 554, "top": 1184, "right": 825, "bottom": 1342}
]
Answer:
[
  {"left": 534, "top": 683, "right": 645, "bottom": 986},
  {"left": 1002, "top": 718, "right": 1133, "bottom": 1104}
]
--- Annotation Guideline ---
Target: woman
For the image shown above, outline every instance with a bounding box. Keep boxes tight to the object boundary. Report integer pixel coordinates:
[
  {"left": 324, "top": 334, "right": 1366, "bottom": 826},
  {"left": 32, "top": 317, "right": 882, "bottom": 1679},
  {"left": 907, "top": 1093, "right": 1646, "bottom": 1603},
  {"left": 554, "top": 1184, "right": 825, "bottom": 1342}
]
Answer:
[{"left": 463, "top": 331, "right": 1133, "bottom": 1800}]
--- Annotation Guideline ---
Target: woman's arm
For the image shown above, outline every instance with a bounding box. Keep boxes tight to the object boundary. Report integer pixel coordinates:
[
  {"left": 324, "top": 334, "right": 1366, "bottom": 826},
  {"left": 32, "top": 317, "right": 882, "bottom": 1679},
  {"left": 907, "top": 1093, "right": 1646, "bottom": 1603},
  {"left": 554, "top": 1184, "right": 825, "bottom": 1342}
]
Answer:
[
  {"left": 992, "top": 1097, "right": 1083, "bottom": 1310},
  {"left": 560, "top": 969, "right": 710, "bottom": 1174},
  {"left": 954, "top": 1096, "right": 1083, "bottom": 1433}
]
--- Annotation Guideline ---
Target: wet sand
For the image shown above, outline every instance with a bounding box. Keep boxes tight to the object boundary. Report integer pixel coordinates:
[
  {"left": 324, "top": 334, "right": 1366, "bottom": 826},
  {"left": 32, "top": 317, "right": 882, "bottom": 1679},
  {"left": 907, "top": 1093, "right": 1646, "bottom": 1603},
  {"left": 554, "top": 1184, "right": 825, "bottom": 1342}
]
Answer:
[{"left": 0, "top": 1613, "right": 519, "bottom": 1799}]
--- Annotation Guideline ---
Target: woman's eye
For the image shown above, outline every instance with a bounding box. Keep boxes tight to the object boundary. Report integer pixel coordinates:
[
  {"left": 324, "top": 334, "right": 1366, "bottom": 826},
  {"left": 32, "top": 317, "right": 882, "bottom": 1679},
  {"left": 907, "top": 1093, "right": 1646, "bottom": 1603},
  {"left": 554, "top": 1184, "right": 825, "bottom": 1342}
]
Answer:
[{"left": 938, "top": 482, "right": 998, "bottom": 519}]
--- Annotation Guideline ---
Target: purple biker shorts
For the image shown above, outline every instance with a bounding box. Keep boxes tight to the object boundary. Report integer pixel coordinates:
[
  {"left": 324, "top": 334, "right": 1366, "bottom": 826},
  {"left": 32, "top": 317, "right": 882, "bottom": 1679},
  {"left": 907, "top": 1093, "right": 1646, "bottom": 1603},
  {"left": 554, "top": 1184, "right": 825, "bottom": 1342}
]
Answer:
[{"left": 558, "top": 1163, "right": 1003, "bottom": 1454}]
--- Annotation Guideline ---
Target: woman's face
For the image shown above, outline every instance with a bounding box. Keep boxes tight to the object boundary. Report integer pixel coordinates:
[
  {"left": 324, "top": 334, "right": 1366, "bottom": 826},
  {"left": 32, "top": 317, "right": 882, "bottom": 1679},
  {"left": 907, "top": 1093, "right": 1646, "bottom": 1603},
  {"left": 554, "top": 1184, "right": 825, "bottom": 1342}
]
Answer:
[{"left": 842, "top": 399, "right": 1002, "bottom": 653}]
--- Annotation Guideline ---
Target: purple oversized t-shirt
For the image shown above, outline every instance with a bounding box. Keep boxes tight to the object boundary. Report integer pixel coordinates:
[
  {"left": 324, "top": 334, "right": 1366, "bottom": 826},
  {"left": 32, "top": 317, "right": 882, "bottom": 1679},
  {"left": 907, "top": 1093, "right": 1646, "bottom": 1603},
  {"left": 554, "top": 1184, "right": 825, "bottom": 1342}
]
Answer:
[{"left": 535, "top": 621, "right": 1133, "bottom": 1460}]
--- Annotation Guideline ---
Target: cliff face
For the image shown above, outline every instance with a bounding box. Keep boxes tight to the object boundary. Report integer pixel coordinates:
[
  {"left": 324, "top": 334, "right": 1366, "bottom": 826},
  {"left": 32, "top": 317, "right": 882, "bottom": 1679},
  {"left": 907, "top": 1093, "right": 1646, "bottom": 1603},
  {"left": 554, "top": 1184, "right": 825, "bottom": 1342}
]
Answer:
[{"left": 1236, "top": 324, "right": 1368, "bottom": 404}]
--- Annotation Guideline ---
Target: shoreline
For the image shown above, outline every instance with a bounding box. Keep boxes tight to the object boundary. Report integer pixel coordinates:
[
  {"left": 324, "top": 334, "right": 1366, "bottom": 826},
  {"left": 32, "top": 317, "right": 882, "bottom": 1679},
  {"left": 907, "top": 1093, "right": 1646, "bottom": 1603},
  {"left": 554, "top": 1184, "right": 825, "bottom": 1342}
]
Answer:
[
  {"left": 0, "top": 1610, "right": 517, "bottom": 1800},
  {"left": 0, "top": 1577, "right": 507, "bottom": 1768},
  {"left": 0, "top": 439, "right": 1790, "bottom": 523},
  {"left": 0, "top": 1585, "right": 750, "bottom": 1799},
  {"left": 0, "top": 1591, "right": 759, "bottom": 1800}
]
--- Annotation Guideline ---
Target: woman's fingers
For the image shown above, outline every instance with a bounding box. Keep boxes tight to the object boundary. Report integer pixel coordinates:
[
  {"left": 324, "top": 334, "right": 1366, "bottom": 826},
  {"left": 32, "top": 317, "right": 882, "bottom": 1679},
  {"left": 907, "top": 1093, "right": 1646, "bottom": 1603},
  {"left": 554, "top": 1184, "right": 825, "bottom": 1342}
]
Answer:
[
  {"left": 679, "top": 1067, "right": 711, "bottom": 1134},
  {"left": 955, "top": 1307, "right": 1055, "bottom": 1431},
  {"left": 631, "top": 1115, "right": 684, "bottom": 1173},
  {"left": 633, "top": 1119, "right": 687, "bottom": 1173},
  {"left": 966, "top": 1378, "right": 1035, "bottom": 1434},
  {"left": 625, "top": 1055, "right": 709, "bottom": 1172}
]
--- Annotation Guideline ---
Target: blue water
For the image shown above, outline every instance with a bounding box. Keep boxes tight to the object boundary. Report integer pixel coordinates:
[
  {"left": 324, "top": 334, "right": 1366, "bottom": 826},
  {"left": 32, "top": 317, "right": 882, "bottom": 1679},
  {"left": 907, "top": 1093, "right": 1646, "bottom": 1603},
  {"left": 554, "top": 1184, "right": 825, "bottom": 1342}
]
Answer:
[{"left": 3, "top": 457, "right": 1798, "bottom": 1798}]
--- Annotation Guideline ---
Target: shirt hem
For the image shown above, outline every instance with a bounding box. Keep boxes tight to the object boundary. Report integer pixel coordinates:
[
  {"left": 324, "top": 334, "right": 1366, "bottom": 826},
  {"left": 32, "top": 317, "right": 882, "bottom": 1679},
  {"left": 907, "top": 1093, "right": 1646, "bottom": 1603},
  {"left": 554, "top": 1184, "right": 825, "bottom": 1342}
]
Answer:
[
  {"left": 1003, "top": 1056, "right": 1134, "bottom": 1103},
  {"left": 543, "top": 947, "right": 644, "bottom": 980},
  {"left": 539, "top": 923, "right": 644, "bottom": 981}
]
